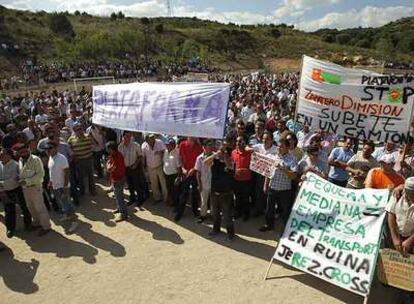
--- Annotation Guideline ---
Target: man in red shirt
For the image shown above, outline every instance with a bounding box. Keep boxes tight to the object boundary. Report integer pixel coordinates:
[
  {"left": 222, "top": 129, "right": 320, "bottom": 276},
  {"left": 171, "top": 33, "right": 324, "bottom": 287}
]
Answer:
[
  {"left": 176, "top": 137, "right": 203, "bottom": 222},
  {"left": 106, "top": 141, "right": 128, "bottom": 222},
  {"left": 231, "top": 136, "right": 253, "bottom": 221}
]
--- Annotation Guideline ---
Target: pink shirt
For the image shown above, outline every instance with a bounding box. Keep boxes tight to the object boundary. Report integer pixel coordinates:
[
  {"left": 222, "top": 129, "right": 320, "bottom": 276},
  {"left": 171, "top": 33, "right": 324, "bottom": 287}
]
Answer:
[{"left": 141, "top": 139, "right": 166, "bottom": 169}]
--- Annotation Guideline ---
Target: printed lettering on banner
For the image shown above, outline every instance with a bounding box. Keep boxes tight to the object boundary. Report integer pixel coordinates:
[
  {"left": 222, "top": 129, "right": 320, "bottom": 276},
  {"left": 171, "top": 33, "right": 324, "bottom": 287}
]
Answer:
[
  {"left": 297, "top": 56, "right": 414, "bottom": 144},
  {"left": 273, "top": 172, "right": 389, "bottom": 296},
  {"left": 249, "top": 152, "right": 278, "bottom": 178},
  {"left": 92, "top": 82, "right": 230, "bottom": 139}
]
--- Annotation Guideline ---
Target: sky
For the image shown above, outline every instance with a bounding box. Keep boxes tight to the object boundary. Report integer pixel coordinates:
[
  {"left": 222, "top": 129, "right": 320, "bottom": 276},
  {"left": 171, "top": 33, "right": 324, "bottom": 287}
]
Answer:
[{"left": 1, "top": 0, "right": 414, "bottom": 31}]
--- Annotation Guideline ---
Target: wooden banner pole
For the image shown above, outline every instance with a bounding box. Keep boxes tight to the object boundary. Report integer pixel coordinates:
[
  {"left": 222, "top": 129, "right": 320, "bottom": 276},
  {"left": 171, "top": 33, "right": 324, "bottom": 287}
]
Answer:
[
  {"left": 263, "top": 257, "right": 274, "bottom": 280},
  {"left": 293, "top": 55, "right": 305, "bottom": 126}
]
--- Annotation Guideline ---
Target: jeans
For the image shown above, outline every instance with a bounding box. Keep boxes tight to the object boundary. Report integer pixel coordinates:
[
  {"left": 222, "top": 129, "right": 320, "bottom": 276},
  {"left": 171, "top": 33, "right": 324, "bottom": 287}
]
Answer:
[
  {"left": 2, "top": 187, "right": 32, "bottom": 232},
  {"left": 211, "top": 192, "right": 234, "bottom": 236},
  {"left": 53, "top": 188, "right": 75, "bottom": 215},
  {"left": 177, "top": 175, "right": 199, "bottom": 217},
  {"left": 113, "top": 180, "right": 127, "bottom": 216},
  {"left": 265, "top": 189, "right": 294, "bottom": 228},
  {"left": 233, "top": 180, "right": 251, "bottom": 219}
]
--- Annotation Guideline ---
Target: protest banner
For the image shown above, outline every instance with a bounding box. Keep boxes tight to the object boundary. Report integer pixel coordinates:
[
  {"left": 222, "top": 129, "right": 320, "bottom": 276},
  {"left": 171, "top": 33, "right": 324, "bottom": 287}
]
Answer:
[
  {"left": 92, "top": 82, "right": 230, "bottom": 139},
  {"left": 266, "top": 173, "right": 389, "bottom": 297},
  {"left": 296, "top": 56, "right": 414, "bottom": 144},
  {"left": 377, "top": 249, "right": 414, "bottom": 291},
  {"left": 249, "top": 152, "right": 278, "bottom": 178}
]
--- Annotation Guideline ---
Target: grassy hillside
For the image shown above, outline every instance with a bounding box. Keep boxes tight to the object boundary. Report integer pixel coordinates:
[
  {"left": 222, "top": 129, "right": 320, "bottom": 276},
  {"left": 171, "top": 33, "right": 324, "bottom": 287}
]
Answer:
[{"left": 0, "top": 5, "right": 413, "bottom": 77}]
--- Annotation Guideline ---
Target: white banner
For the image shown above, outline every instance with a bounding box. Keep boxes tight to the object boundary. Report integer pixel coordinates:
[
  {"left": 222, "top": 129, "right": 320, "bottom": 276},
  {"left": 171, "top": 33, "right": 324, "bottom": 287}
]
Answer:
[
  {"left": 297, "top": 56, "right": 414, "bottom": 143},
  {"left": 92, "top": 82, "right": 230, "bottom": 138},
  {"left": 273, "top": 173, "right": 389, "bottom": 296}
]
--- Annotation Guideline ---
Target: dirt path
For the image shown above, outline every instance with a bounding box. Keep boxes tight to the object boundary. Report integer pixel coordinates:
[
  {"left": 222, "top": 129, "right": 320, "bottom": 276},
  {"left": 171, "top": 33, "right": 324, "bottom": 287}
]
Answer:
[{"left": 0, "top": 182, "right": 404, "bottom": 304}]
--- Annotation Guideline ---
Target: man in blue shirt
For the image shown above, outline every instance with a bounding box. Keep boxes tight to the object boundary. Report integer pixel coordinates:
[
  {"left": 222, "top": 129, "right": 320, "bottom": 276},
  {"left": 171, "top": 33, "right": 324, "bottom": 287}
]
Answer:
[{"left": 327, "top": 137, "right": 354, "bottom": 187}]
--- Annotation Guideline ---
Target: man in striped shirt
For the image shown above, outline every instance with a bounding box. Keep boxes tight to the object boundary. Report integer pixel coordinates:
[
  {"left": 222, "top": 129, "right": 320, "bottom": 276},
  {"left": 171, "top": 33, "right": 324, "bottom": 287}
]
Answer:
[{"left": 68, "top": 122, "right": 96, "bottom": 197}]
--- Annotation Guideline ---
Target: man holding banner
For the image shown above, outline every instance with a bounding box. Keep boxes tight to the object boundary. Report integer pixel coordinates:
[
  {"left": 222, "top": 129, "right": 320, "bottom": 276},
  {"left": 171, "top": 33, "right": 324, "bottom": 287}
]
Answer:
[
  {"left": 386, "top": 177, "right": 414, "bottom": 255},
  {"left": 259, "top": 138, "right": 297, "bottom": 232}
]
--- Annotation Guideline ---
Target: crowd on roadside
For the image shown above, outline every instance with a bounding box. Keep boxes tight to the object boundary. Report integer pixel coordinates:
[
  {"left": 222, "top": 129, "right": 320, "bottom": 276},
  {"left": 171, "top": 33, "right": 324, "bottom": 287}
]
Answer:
[
  {"left": 0, "top": 71, "right": 413, "bottom": 256},
  {"left": 0, "top": 58, "right": 219, "bottom": 90}
]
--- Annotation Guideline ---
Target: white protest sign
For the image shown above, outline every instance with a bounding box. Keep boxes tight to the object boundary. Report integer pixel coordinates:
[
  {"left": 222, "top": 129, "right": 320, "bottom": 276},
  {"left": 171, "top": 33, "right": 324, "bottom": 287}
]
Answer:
[
  {"left": 273, "top": 172, "right": 389, "bottom": 296},
  {"left": 297, "top": 56, "right": 414, "bottom": 144},
  {"left": 249, "top": 152, "right": 277, "bottom": 178},
  {"left": 92, "top": 82, "right": 230, "bottom": 139}
]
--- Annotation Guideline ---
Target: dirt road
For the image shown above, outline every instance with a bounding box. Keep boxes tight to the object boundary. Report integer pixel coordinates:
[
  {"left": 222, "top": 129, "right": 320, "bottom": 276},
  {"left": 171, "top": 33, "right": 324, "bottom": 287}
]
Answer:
[{"left": 0, "top": 183, "right": 404, "bottom": 304}]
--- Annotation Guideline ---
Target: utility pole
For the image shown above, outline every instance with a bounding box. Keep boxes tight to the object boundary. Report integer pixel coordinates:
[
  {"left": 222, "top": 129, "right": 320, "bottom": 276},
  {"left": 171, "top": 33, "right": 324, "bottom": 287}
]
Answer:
[{"left": 166, "top": 0, "right": 173, "bottom": 17}]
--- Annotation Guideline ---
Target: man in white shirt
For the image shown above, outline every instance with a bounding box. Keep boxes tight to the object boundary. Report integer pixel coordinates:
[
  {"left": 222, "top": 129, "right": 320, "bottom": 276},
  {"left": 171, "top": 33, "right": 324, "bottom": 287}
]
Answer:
[
  {"left": 195, "top": 140, "right": 214, "bottom": 223},
  {"left": 163, "top": 138, "right": 181, "bottom": 207},
  {"left": 387, "top": 176, "right": 414, "bottom": 255},
  {"left": 118, "top": 131, "right": 144, "bottom": 206},
  {"left": 46, "top": 142, "right": 78, "bottom": 233},
  {"left": 141, "top": 134, "right": 168, "bottom": 203}
]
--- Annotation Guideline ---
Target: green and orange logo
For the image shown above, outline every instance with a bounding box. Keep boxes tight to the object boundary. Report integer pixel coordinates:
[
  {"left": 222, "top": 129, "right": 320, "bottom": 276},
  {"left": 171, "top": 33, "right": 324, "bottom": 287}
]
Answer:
[
  {"left": 311, "top": 68, "right": 342, "bottom": 85},
  {"left": 388, "top": 87, "right": 402, "bottom": 103}
]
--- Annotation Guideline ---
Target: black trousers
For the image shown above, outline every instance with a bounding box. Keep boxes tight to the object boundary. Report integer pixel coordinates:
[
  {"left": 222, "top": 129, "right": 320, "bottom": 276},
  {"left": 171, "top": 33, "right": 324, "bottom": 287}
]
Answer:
[
  {"left": 3, "top": 187, "right": 32, "bottom": 232},
  {"left": 165, "top": 173, "right": 179, "bottom": 206},
  {"left": 253, "top": 175, "right": 266, "bottom": 214},
  {"left": 125, "top": 166, "right": 145, "bottom": 204},
  {"left": 265, "top": 189, "right": 294, "bottom": 228},
  {"left": 93, "top": 150, "right": 104, "bottom": 178},
  {"left": 177, "top": 175, "right": 199, "bottom": 217},
  {"left": 211, "top": 192, "right": 234, "bottom": 236},
  {"left": 233, "top": 180, "right": 251, "bottom": 218}
]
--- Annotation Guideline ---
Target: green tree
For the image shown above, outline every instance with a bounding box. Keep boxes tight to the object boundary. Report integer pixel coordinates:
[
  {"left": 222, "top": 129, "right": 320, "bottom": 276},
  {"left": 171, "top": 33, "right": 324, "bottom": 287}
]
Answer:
[
  {"left": 336, "top": 33, "right": 351, "bottom": 44},
  {"left": 48, "top": 12, "right": 75, "bottom": 38},
  {"left": 110, "top": 12, "right": 117, "bottom": 21},
  {"left": 117, "top": 11, "right": 125, "bottom": 19},
  {"left": 74, "top": 10, "right": 81, "bottom": 16},
  {"left": 376, "top": 38, "right": 394, "bottom": 61}
]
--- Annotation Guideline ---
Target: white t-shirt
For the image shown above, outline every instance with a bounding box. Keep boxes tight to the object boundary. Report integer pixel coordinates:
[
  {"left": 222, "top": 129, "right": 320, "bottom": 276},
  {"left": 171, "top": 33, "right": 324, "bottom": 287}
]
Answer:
[
  {"left": 163, "top": 148, "right": 181, "bottom": 175},
  {"left": 194, "top": 153, "right": 212, "bottom": 190},
  {"left": 386, "top": 194, "right": 414, "bottom": 237},
  {"left": 252, "top": 144, "right": 277, "bottom": 156},
  {"left": 48, "top": 153, "right": 69, "bottom": 190}
]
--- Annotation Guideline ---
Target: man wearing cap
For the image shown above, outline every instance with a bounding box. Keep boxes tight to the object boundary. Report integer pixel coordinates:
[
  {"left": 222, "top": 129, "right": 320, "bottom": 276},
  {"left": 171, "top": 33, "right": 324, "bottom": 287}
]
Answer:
[
  {"left": 386, "top": 177, "right": 414, "bottom": 255},
  {"left": 16, "top": 143, "right": 51, "bottom": 236},
  {"left": 46, "top": 141, "right": 78, "bottom": 233},
  {"left": 365, "top": 153, "right": 404, "bottom": 190},
  {"left": 118, "top": 131, "right": 144, "bottom": 206}
]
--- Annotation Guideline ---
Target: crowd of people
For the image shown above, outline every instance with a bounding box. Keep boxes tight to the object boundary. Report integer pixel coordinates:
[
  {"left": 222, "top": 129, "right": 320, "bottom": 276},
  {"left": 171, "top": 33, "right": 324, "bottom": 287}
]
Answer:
[
  {"left": 0, "top": 58, "right": 218, "bottom": 90},
  {"left": 0, "top": 71, "right": 413, "bottom": 256}
]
